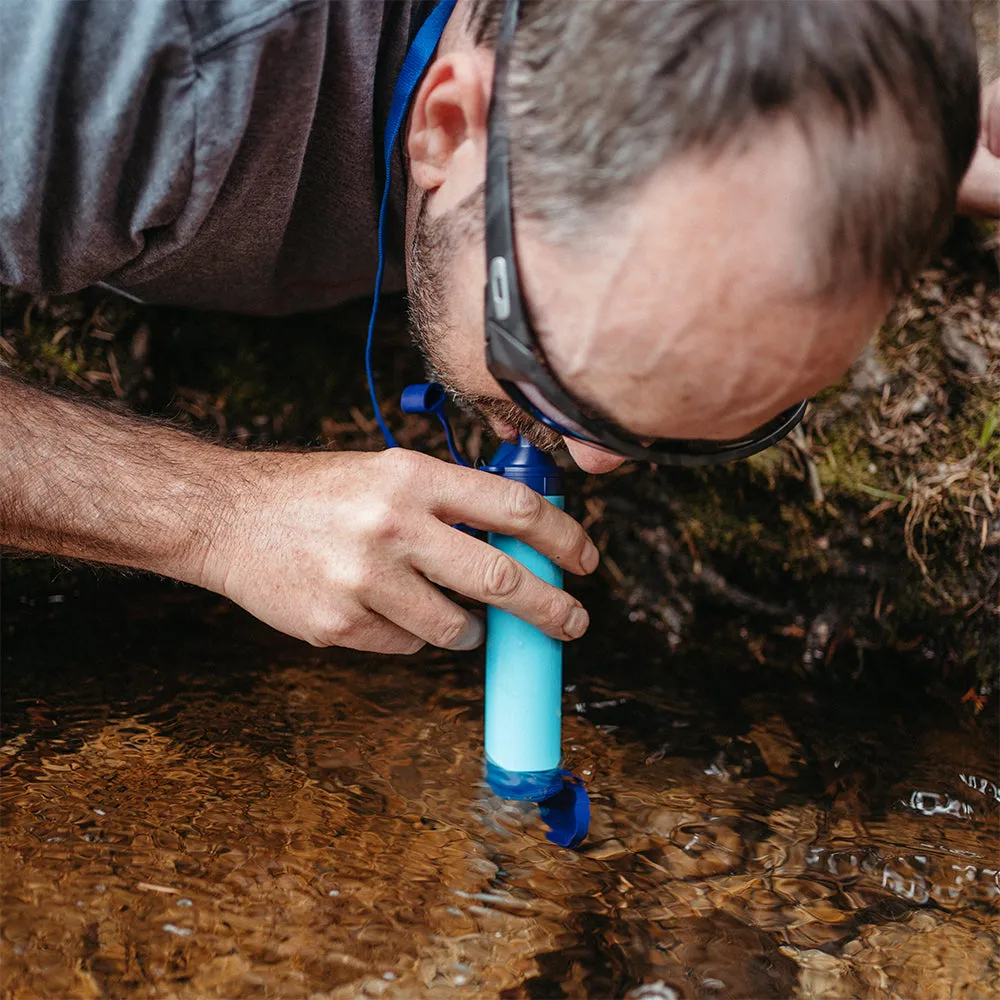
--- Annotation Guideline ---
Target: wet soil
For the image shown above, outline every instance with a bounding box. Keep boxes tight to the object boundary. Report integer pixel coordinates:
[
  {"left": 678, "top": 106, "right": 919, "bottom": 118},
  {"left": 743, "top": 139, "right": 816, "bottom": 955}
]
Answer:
[{"left": 2, "top": 574, "right": 996, "bottom": 1000}]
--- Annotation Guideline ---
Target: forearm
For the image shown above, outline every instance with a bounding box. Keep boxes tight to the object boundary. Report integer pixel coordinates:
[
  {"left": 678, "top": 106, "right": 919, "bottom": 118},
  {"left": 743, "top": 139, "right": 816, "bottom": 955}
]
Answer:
[
  {"left": 0, "top": 373, "right": 244, "bottom": 584},
  {"left": 957, "top": 81, "right": 1000, "bottom": 219},
  {"left": 0, "top": 375, "right": 600, "bottom": 655},
  {"left": 957, "top": 144, "right": 1000, "bottom": 217}
]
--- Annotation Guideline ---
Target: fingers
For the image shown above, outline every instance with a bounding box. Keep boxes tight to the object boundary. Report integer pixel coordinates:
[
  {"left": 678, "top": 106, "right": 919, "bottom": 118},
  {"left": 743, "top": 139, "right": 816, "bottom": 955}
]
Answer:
[
  {"left": 309, "top": 605, "right": 426, "bottom": 655},
  {"left": 229, "top": 448, "right": 596, "bottom": 656},
  {"left": 370, "top": 450, "right": 594, "bottom": 642},
  {"left": 413, "top": 521, "right": 590, "bottom": 642},
  {"left": 374, "top": 578, "right": 487, "bottom": 650},
  {"left": 423, "top": 463, "right": 600, "bottom": 576}
]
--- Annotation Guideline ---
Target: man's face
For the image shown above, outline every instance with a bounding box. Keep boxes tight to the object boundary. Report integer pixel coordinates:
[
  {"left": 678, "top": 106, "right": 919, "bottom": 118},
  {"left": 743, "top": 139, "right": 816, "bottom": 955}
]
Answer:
[{"left": 405, "top": 118, "right": 891, "bottom": 473}]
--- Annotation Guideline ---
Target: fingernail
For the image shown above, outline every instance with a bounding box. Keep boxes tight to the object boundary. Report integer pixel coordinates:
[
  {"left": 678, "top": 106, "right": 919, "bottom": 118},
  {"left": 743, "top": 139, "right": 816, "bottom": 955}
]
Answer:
[
  {"left": 454, "top": 615, "right": 486, "bottom": 650},
  {"left": 564, "top": 606, "right": 589, "bottom": 639},
  {"left": 581, "top": 539, "right": 600, "bottom": 573}
]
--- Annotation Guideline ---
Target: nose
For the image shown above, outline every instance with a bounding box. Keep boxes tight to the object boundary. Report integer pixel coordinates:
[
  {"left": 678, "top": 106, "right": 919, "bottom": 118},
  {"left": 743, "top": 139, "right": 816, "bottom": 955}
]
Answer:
[{"left": 563, "top": 437, "right": 627, "bottom": 474}]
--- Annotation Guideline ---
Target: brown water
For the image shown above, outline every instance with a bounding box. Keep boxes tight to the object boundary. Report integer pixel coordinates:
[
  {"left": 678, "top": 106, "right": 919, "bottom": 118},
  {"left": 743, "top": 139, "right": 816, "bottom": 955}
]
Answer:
[{"left": 2, "top": 576, "right": 997, "bottom": 1000}]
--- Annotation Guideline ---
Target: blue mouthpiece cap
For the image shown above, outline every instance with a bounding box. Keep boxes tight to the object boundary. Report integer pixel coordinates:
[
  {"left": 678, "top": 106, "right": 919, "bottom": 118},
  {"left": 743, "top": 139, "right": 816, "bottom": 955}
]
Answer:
[
  {"left": 401, "top": 382, "right": 447, "bottom": 415},
  {"left": 482, "top": 436, "right": 564, "bottom": 497},
  {"left": 539, "top": 771, "right": 591, "bottom": 849}
]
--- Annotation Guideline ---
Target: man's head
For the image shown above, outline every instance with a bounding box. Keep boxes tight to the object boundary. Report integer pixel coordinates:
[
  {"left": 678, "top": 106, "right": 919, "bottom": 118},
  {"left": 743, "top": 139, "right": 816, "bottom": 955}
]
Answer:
[{"left": 403, "top": 0, "right": 980, "bottom": 472}]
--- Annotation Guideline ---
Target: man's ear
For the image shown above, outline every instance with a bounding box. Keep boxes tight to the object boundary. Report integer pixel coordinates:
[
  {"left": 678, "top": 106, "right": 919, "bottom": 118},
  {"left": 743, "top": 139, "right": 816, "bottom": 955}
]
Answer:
[{"left": 407, "top": 52, "right": 489, "bottom": 194}]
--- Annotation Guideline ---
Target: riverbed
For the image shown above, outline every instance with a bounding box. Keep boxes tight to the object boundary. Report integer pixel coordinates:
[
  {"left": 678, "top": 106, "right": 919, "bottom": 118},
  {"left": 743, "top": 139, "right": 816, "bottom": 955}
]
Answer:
[{"left": 2, "top": 575, "right": 997, "bottom": 999}]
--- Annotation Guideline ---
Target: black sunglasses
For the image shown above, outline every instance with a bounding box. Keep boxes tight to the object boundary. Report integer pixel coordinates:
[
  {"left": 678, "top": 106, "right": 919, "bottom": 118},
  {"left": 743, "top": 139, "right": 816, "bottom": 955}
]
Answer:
[{"left": 482, "top": 0, "right": 807, "bottom": 467}]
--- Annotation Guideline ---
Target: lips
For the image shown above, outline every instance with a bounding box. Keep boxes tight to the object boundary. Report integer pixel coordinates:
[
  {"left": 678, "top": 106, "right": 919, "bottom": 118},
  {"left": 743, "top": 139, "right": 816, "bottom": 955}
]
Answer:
[{"left": 489, "top": 418, "right": 626, "bottom": 472}]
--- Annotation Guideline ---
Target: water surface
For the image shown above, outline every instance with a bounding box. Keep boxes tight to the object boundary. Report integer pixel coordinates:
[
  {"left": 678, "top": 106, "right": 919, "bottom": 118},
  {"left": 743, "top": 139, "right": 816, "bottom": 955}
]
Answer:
[{"left": 2, "top": 576, "right": 997, "bottom": 999}]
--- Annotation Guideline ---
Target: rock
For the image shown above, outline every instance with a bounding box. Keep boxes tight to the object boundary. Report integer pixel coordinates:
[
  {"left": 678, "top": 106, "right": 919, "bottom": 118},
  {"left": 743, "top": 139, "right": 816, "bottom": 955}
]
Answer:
[{"left": 843, "top": 911, "right": 1000, "bottom": 1000}]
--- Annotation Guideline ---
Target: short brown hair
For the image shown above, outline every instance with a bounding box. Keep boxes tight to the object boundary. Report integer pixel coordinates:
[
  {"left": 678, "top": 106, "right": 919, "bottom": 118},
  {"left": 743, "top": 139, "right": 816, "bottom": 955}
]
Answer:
[{"left": 466, "top": 0, "right": 980, "bottom": 292}]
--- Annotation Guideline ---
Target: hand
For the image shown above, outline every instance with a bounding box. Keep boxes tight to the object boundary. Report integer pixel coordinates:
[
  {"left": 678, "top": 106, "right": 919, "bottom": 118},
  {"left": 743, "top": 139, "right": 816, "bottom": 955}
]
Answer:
[
  {"left": 201, "top": 448, "right": 599, "bottom": 653},
  {"left": 957, "top": 79, "right": 1000, "bottom": 217}
]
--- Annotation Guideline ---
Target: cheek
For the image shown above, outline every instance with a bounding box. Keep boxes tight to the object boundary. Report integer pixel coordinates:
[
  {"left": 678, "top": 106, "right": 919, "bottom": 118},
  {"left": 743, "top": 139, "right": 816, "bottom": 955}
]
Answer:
[
  {"left": 421, "top": 260, "right": 484, "bottom": 382},
  {"left": 443, "top": 293, "right": 489, "bottom": 387},
  {"left": 446, "top": 253, "right": 487, "bottom": 361},
  {"left": 436, "top": 287, "right": 514, "bottom": 402}
]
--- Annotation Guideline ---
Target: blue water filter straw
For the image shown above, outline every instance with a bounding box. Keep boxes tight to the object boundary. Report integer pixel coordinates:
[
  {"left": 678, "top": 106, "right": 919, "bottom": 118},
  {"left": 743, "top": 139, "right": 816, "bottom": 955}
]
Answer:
[{"left": 481, "top": 437, "right": 591, "bottom": 848}]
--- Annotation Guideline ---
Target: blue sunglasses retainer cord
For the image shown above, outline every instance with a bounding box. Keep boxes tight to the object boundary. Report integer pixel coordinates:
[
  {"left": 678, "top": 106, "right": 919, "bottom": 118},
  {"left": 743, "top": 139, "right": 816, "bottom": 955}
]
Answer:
[{"left": 364, "top": 0, "right": 467, "bottom": 465}]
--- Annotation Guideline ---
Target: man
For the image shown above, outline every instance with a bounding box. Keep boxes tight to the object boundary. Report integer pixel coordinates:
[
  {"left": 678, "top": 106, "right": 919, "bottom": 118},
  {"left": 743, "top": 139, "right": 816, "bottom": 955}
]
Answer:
[{"left": 0, "top": 0, "right": 986, "bottom": 655}]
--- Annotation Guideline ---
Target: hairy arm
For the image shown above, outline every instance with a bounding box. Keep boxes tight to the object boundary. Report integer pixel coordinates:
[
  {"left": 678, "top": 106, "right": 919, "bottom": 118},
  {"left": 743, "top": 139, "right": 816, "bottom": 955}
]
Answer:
[
  {"left": 0, "top": 372, "right": 236, "bottom": 584},
  {"left": 0, "top": 373, "right": 598, "bottom": 653},
  {"left": 957, "top": 80, "right": 1000, "bottom": 218}
]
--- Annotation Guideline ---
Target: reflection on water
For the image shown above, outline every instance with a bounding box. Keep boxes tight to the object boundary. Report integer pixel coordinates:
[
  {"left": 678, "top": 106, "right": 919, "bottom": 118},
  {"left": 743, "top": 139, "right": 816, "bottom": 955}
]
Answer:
[{"left": 2, "top": 577, "right": 997, "bottom": 999}]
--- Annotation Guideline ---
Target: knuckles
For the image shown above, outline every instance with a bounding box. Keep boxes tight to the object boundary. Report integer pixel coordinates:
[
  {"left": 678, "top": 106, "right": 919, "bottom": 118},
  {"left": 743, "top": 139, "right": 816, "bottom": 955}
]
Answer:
[
  {"left": 362, "top": 450, "right": 436, "bottom": 543},
  {"left": 430, "top": 614, "right": 472, "bottom": 649},
  {"left": 309, "top": 606, "right": 366, "bottom": 647},
  {"left": 503, "top": 482, "right": 543, "bottom": 525},
  {"left": 363, "top": 499, "right": 407, "bottom": 545},
  {"left": 482, "top": 553, "right": 522, "bottom": 600},
  {"left": 376, "top": 446, "right": 429, "bottom": 487},
  {"left": 340, "top": 559, "right": 380, "bottom": 599},
  {"left": 307, "top": 606, "right": 426, "bottom": 655}
]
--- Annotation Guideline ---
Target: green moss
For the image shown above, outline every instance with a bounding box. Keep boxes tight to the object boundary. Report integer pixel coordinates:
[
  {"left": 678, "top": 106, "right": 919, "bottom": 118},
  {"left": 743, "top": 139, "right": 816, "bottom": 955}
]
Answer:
[{"left": 35, "top": 339, "right": 85, "bottom": 378}]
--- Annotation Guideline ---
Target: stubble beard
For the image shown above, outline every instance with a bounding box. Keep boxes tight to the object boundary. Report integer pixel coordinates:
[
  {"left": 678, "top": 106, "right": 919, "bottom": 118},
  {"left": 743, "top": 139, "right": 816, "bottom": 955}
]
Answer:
[{"left": 405, "top": 196, "right": 564, "bottom": 452}]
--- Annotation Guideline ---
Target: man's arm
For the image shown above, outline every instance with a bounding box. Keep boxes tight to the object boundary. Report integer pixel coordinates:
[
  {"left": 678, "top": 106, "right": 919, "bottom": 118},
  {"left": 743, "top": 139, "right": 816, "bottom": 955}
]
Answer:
[
  {"left": 1, "top": 374, "right": 598, "bottom": 652},
  {"left": 957, "top": 79, "right": 1000, "bottom": 217},
  {"left": 0, "top": 374, "right": 229, "bottom": 583}
]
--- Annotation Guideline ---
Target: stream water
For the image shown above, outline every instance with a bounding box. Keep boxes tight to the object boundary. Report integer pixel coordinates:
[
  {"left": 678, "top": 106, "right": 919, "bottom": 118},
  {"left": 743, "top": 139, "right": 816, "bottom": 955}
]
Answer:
[{"left": 2, "top": 574, "right": 997, "bottom": 999}]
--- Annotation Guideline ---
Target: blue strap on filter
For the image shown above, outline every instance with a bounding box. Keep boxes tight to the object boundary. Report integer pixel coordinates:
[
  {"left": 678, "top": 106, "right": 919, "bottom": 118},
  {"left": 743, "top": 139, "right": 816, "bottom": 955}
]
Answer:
[
  {"left": 365, "top": 0, "right": 458, "bottom": 450},
  {"left": 540, "top": 770, "right": 591, "bottom": 849}
]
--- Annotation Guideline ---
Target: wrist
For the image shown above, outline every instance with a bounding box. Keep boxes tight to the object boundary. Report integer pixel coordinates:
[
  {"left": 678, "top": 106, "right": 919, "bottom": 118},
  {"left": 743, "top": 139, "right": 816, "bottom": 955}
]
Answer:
[
  {"left": 181, "top": 447, "right": 318, "bottom": 599},
  {"left": 165, "top": 445, "right": 262, "bottom": 594}
]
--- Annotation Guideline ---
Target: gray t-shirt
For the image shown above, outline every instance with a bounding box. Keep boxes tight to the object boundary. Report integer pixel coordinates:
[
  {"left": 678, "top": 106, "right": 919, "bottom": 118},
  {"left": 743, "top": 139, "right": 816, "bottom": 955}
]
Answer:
[{"left": 0, "top": 0, "right": 433, "bottom": 315}]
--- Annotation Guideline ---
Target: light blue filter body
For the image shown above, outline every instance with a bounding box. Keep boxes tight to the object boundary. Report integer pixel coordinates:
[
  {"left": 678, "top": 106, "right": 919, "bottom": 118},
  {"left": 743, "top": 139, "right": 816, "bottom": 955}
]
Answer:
[{"left": 485, "top": 495, "right": 564, "bottom": 776}]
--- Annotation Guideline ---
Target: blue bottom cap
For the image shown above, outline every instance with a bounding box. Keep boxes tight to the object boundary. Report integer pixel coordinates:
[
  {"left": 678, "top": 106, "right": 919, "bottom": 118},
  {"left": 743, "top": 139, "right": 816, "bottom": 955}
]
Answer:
[
  {"left": 539, "top": 770, "right": 591, "bottom": 849},
  {"left": 484, "top": 760, "right": 591, "bottom": 849},
  {"left": 485, "top": 758, "right": 563, "bottom": 802}
]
